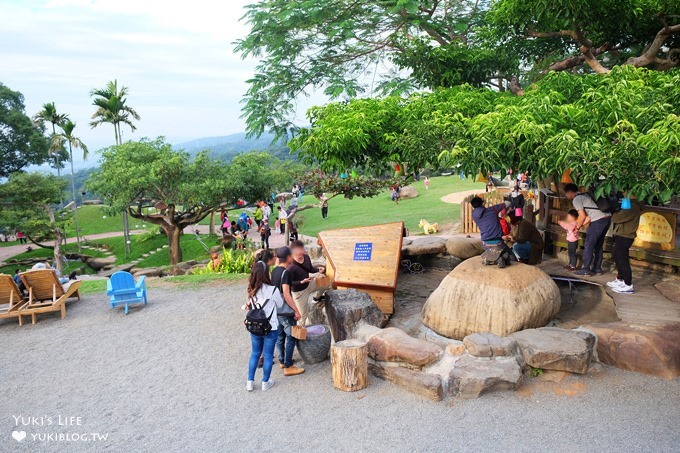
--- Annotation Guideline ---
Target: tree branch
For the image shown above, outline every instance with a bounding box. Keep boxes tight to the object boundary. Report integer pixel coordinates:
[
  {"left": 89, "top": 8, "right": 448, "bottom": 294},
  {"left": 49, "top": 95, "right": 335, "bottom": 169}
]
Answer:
[{"left": 626, "top": 23, "right": 680, "bottom": 68}]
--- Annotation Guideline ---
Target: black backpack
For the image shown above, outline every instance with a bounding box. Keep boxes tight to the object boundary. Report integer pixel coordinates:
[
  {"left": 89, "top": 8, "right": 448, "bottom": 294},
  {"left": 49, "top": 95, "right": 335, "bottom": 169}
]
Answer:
[
  {"left": 585, "top": 190, "right": 618, "bottom": 214},
  {"left": 244, "top": 295, "right": 274, "bottom": 336}
]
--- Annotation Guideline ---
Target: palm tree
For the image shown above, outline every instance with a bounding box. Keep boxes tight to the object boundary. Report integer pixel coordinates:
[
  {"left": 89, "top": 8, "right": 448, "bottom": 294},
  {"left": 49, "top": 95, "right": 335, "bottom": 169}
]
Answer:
[
  {"left": 53, "top": 120, "right": 88, "bottom": 253},
  {"left": 89, "top": 80, "right": 140, "bottom": 145},
  {"left": 33, "top": 102, "right": 69, "bottom": 177}
]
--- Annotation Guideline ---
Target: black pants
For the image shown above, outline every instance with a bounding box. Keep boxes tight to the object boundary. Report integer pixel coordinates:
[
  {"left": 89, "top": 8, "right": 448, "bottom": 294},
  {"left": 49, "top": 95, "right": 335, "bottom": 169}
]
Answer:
[
  {"left": 613, "top": 236, "right": 634, "bottom": 285},
  {"left": 321, "top": 206, "right": 328, "bottom": 218},
  {"left": 567, "top": 241, "right": 578, "bottom": 267},
  {"left": 582, "top": 217, "right": 610, "bottom": 272}
]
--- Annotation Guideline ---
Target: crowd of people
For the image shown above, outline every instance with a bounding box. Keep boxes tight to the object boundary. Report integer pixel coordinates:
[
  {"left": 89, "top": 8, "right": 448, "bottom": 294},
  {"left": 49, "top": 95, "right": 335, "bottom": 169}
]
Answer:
[
  {"left": 471, "top": 180, "right": 641, "bottom": 294},
  {"left": 244, "top": 241, "right": 331, "bottom": 392}
]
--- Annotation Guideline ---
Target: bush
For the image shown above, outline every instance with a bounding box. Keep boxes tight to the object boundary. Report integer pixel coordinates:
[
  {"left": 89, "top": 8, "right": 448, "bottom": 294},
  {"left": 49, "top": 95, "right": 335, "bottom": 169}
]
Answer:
[{"left": 194, "top": 248, "right": 254, "bottom": 275}]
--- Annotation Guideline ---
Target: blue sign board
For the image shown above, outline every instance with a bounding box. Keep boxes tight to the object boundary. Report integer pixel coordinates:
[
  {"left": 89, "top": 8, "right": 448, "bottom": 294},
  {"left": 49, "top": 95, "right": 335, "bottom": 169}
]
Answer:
[{"left": 353, "top": 242, "right": 373, "bottom": 261}]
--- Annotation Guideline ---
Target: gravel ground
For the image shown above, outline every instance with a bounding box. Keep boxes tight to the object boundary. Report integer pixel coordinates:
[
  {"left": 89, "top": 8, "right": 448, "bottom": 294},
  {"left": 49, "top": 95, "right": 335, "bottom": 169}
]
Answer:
[{"left": 1, "top": 279, "right": 678, "bottom": 453}]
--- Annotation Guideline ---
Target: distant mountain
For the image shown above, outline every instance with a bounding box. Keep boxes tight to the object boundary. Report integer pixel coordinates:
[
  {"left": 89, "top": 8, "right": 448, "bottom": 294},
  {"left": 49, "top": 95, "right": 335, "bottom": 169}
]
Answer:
[{"left": 174, "top": 132, "right": 294, "bottom": 162}]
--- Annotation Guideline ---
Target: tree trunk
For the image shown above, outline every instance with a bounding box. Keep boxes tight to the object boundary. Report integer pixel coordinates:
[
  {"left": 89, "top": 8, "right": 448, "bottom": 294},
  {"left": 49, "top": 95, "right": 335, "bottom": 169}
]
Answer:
[
  {"left": 46, "top": 206, "right": 65, "bottom": 274},
  {"left": 166, "top": 226, "right": 183, "bottom": 265},
  {"left": 331, "top": 339, "right": 368, "bottom": 392},
  {"left": 209, "top": 211, "right": 215, "bottom": 236},
  {"left": 68, "top": 143, "right": 81, "bottom": 253}
]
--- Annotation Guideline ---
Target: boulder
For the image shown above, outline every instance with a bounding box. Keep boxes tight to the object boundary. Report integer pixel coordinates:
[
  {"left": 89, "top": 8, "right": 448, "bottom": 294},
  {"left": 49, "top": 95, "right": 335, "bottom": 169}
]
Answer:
[
  {"left": 133, "top": 267, "right": 164, "bottom": 278},
  {"left": 583, "top": 322, "right": 680, "bottom": 380},
  {"left": 655, "top": 281, "right": 680, "bottom": 304},
  {"left": 448, "top": 355, "right": 523, "bottom": 398},
  {"left": 399, "top": 186, "right": 419, "bottom": 199},
  {"left": 306, "top": 245, "right": 324, "bottom": 260},
  {"left": 446, "top": 342, "right": 466, "bottom": 356},
  {"left": 510, "top": 327, "right": 595, "bottom": 374},
  {"left": 421, "top": 259, "right": 560, "bottom": 339},
  {"left": 402, "top": 237, "right": 447, "bottom": 256},
  {"left": 445, "top": 237, "right": 484, "bottom": 260},
  {"left": 209, "top": 245, "right": 223, "bottom": 254},
  {"left": 463, "top": 332, "right": 518, "bottom": 358},
  {"left": 368, "top": 327, "right": 443, "bottom": 367},
  {"left": 325, "top": 289, "right": 385, "bottom": 342},
  {"left": 85, "top": 256, "right": 116, "bottom": 271},
  {"left": 369, "top": 363, "right": 443, "bottom": 401}
]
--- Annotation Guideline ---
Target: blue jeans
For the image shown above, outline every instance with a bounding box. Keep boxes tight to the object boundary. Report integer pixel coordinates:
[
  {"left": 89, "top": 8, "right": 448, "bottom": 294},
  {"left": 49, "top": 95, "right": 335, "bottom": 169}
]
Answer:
[
  {"left": 276, "top": 316, "right": 297, "bottom": 367},
  {"left": 248, "top": 330, "right": 278, "bottom": 382},
  {"left": 512, "top": 242, "right": 532, "bottom": 261},
  {"left": 582, "top": 217, "right": 611, "bottom": 272}
]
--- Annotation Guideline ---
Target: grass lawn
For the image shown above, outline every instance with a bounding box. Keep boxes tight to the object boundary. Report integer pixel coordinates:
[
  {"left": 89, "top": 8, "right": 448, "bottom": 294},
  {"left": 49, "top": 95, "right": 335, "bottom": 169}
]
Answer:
[
  {"left": 296, "top": 175, "right": 485, "bottom": 237},
  {"left": 78, "top": 272, "right": 245, "bottom": 295},
  {"left": 64, "top": 205, "right": 122, "bottom": 237}
]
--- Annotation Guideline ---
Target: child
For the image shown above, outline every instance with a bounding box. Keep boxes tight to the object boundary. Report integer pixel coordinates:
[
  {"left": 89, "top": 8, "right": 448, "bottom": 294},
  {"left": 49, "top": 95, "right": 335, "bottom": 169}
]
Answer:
[
  {"left": 558, "top": 209, "right": 587, "bottom": 271},
  {"left": 424, "top": 177, "right": 430, "bottom": 190}
]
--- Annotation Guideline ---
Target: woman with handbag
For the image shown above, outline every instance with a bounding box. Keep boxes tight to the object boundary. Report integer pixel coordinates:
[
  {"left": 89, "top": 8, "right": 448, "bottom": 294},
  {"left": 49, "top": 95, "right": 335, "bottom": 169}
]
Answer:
[{"left": 245, "top": 262, "right": 281, "bottom": 392}]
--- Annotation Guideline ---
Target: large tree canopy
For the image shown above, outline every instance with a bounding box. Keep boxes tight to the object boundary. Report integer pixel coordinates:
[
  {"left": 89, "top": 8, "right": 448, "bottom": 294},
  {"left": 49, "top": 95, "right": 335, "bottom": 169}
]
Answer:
[
  {"left": 236, "top": 0, "right": 680, "bottom": 137},
  {"left": 0, "top": 83, "right": 50, "bottom": 177},
  {"left": 292, "top": 66, "right": 680, "bottom": 203}
]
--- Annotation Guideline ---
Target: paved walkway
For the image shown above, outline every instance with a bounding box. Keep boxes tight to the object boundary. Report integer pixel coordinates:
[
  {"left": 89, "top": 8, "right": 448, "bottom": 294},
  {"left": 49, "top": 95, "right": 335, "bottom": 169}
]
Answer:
[
  {"left": 440, "top": 189, "right": 483, "bottom": 204},
  {"left": 540, "top": 259, "right": 680, "bottom": 325}
]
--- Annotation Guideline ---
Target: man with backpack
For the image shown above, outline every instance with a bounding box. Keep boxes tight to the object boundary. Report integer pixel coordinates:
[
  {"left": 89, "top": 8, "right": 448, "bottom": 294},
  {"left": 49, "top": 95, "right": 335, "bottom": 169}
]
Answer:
[
  {"left": 564, "top": 183, "right": 612, "bottom": 276},
  {"left": 271, "top": 247, "right": 305, "bottom": 376}
]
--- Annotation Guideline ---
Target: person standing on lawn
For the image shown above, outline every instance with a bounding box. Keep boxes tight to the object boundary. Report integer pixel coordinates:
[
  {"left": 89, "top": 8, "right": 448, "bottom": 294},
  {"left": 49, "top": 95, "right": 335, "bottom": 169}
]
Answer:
[
  {"left": 564, "top": 183, "right": 611, "bottom": 276},
  {"left": 320, "top": 193, "right": 329, "bottom": 219},
  {"left": 607, "top": 196, "right": 641, "bottom": 294},
  {"left": 272, "top": 247, "right": 305, "bottom": 376}
]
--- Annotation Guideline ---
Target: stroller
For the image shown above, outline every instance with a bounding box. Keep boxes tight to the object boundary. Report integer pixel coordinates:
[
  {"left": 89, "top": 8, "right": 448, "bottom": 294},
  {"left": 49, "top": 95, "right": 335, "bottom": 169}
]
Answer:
[{"left": 481, "top": 244, "right": 512, "bottom": 269}]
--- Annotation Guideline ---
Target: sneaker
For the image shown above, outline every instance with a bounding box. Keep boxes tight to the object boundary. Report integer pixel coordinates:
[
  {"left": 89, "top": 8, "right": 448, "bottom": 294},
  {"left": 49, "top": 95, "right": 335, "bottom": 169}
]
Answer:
[
  {"left": 246, "top": 380, "right": 254, "bottom": 392},
  {"left": 606, "top": 279, "right": 624, "bottom": 288},
  {"left": 262, "top": 379, "right": 275, "bottom": 391},
  {"left": 279, "top": 360, "right": 295, "bottom": 369},
  {"left": 574, "top": 269, "right": 592, "bottom": 276},
  {"left": 612, "top": 284, "right": 634, "bottom": 294},
  {"left": 564, "top": 265, "right": 577, "bottom": 271},
  {"left": 283, "top": 365, "right": 305, "bottom": 376}
]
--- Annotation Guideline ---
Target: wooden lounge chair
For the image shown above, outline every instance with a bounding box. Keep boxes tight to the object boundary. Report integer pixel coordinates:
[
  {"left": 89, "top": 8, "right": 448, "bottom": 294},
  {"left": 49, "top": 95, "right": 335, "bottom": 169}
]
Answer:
[
  {"left": 0, "top": 274, "right": 28, "bottom": 326},
  {"left": 106, "top": 271, "right": 147, "bottom": 314},
  {"left": 19, "top": 270, "right": 82, "bottom": 325}
]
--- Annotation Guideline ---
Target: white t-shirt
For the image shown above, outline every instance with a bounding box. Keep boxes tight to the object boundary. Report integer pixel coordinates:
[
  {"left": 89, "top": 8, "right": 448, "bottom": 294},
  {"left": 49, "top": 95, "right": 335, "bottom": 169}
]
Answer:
[{"left": 250, "top": 284, "right": 280, "bottom": 331}]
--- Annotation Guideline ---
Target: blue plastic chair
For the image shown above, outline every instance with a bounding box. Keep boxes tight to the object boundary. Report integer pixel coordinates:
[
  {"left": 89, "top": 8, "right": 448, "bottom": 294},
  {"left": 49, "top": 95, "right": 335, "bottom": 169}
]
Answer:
[{"left": 106, "top": 271, "right": 147, "bottom": 315}]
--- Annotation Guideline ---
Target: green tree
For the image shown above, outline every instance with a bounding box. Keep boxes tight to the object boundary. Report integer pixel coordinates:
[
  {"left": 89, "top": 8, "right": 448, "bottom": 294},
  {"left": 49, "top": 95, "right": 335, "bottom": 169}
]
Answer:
[
  {"left": 33, "top": 102, "right": 69, "bottom": 176},
  {"left": 0, "top": 173, "right": 69, "bottom": 272},
  {"left": 89, "top": 79, "right": 141, "bottom": 145},
  {"left": 0, "top": 83, "right": 50, "bottom": 177},
  {"left": 236, "top": 0, "right": 679, "bottom": 136},
  {"left": 88, "top": 138, "right": 234, "bottom": 265},
  {"left": 489, "top": 0, "right": 680, "bottom": 76},
  {"left": 235, "top": 0, "right": 511, "bottom": 137},
  {"left": 53, "top": 120, "right": 88, "bottom": 252}
]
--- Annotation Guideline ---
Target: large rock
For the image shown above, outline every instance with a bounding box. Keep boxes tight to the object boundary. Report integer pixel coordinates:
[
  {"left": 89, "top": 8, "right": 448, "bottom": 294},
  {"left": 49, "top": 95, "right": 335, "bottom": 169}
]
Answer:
[
  {"left": 463, "top": 332, "right": 518, "bottom": 358},
  {"left": 584, "top": 322, "right": 680, "bottom": 380},
  {"left": 399, "top": 186, "right": 419, "bottom": 199},
  {"left": 448, "top": 355, "right": 523, "bottom": 398},
  {"left": 368, "top": 327, "right": 443, "bottom": 367},
  {"left": 369, "top": 363, "right": 443, "bottom": 401},
  {"left": 421, "top": 259, "right": 561, "bottom": 339},
  {"left": 510, "top": 327, "right": 595, "bottom": 374},
  {"left": 401, "top": 237, "right": 447, "bottom": 256},
  {"left": 325, "top": 289, "right": 385, "bottom": 342},
  {"left": 85, "top": 256, "right": 116, "bottom": 271},
  {"left": 133, "top": 267, "right": 164, "bottom": 278},
  {"left": 445, "top": 237, "right": 484, "bottom": 260}
]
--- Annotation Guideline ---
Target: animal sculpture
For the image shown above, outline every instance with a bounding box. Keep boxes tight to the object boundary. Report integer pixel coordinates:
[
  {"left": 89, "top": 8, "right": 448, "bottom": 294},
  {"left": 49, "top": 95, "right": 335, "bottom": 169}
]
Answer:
[{"left": 418, "top": 219, "right": 439, "bottom": 235}]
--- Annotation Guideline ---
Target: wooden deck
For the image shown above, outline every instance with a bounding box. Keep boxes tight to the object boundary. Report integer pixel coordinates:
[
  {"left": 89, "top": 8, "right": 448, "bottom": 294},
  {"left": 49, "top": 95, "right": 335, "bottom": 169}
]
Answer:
[{"left": 540, "top": 259, "right": 680, "bottom": 325}]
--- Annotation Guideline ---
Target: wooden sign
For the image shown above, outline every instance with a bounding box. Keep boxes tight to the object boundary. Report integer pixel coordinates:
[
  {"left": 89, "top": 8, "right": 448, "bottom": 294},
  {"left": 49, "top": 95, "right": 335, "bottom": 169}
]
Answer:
[{"left": 318, "top": 222, "right": 404, "bottom": 315}]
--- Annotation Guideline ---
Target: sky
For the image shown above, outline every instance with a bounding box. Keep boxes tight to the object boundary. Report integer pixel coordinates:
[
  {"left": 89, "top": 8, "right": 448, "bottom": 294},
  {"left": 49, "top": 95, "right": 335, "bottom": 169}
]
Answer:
[{"left": 0, "top": 0, "right": 325, "bottom": 168}]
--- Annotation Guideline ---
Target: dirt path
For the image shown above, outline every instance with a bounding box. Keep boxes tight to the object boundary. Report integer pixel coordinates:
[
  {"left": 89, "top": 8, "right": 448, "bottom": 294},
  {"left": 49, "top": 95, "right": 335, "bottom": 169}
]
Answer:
[{"left": 440, "top": 189, "right": 483, "bottom": 204}]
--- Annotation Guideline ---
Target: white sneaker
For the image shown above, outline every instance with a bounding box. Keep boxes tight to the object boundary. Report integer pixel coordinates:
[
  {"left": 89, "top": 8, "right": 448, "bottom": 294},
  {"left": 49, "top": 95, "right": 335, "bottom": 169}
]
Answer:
[
  {"left": 246, "top": 380, "right": 254, "bottom": 392},
  {"left": 612, "top": 284, "right": 634, "bottom": 294},
  {"left": 262, "top": 379, "right": 275, "bottom": 391},
  {"left": 606, "top": 279, "right": 625, "bottom": 288}
]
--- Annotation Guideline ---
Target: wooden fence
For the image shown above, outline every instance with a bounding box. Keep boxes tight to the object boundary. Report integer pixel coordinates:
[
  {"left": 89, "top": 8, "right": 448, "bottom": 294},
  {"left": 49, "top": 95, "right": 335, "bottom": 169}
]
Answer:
[{"left": 460, "top": 189, "right": 536, "bottom": 234}]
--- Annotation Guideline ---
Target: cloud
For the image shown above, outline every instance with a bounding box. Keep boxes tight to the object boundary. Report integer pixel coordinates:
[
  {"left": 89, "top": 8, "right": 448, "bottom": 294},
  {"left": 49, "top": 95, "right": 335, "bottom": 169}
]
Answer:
[{"left": 0, "top": 0, "right": 276, "bottom": 164}]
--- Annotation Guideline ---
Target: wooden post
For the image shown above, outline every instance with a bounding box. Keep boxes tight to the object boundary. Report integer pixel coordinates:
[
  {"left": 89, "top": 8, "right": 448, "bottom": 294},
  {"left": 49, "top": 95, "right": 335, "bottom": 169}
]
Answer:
[{"left": 330, "top": 339, "right": 368, "bottom": 392}]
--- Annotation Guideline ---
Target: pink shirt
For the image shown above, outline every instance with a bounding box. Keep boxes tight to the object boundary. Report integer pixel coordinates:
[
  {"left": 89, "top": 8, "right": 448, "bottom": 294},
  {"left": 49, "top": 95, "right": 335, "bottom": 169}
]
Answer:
[{"left": 558, "top": 220, "right": 579, "bottom": 242}]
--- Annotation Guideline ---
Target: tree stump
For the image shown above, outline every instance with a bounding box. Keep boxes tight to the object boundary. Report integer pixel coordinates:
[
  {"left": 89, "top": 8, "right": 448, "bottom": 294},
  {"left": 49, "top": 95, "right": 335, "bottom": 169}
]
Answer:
[{"left": 331, "top": 339, "right": 368, "bottom": 392}]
